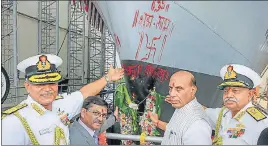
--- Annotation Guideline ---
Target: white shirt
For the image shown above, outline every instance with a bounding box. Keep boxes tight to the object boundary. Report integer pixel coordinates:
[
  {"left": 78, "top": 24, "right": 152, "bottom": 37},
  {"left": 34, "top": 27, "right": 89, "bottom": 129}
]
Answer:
[
  {"left": 78, "top": 119, "right": 95, "bottom": 137},
  {"left": 162, "top": 98, "right": 212, "bottom": 145},
  {"left": 2, "top": 91, "right": 84, "bottom": 145},
  {"left": 205, "top": 102, "right": 268, "bottom": 145},
  {"left": 182, "top": 119, "right": 212, "bottom": 145}
]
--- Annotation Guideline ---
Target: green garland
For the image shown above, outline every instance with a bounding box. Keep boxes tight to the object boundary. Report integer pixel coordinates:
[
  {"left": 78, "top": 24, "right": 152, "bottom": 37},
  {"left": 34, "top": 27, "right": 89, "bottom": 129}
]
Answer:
[
  {"left": 139, "top": 88, "right": 165, "bottom": 143},
  {"left": 114, "top": 79, "right": 166, "bottom": 144},
  {"left": 114, "top": 81, "right": 139, "bottom": 134},
  {"left": 150, "top": 89, "right": 166, "bottom": 118}
]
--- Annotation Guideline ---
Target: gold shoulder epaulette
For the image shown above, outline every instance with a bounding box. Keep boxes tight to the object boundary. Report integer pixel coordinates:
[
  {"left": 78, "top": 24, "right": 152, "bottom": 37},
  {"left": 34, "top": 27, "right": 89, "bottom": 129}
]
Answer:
[
  {"left": 2, "top": 103, "right": 28, "bottom": 119},
  {"left": 55, "top": 95, "right": 64, "bottom": 100},
  {"left": 246, "top": 107, "right": 267, "bottom": 121}
]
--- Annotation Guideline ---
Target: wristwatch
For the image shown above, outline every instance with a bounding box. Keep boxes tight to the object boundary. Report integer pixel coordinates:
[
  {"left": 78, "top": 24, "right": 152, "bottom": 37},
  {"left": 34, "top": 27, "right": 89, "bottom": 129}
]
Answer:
[{"left": 104, "top": 74, "right": 110, "bottom": 83}]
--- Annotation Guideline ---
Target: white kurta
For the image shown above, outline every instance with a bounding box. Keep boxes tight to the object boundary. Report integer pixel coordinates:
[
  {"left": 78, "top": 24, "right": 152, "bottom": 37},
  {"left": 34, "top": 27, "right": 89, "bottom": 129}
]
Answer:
[
  {"left": 161, "top": 98, "right": 212, "bottom": 145},
  {"left": 2, "top": 91, "right": 84, "bottom": 145},
  {"left": 205, "top": 102, "right": 268, "bottom": 145}
]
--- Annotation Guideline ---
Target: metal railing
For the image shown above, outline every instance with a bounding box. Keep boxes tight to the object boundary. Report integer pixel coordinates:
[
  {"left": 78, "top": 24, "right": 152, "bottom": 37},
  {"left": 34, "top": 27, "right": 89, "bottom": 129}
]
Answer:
[{"left": 105, "top": 133, "right": 163, "bottom": 143}]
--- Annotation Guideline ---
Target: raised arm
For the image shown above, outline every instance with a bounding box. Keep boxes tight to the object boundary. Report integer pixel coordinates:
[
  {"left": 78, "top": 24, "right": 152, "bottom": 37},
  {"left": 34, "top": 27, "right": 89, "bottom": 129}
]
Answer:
[{"left": 80, "top": 66, "right": 124, "bottom": 99}]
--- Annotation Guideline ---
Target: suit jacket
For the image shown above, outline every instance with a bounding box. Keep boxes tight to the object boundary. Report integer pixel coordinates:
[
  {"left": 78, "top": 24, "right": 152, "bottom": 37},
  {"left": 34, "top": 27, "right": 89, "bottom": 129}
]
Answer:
[
  {"left": 257, "top": 127, "right": 268, "bottom": 145},
  {"left": 69, "top": 115, "right": 116, "bottom": 145}
]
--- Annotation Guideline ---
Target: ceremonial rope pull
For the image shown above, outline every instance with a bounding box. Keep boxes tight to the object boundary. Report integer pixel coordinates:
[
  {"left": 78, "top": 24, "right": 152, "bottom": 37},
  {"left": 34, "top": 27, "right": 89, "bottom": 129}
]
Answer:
[
  {"left": 212, "top": 107, "right": 225, "bottom": 145},
  {"left": 140, "top": 132, "right": 146, "bottom": 145},
  {"left": 54, "top": 126, "right": 66, "bottom": 145}
]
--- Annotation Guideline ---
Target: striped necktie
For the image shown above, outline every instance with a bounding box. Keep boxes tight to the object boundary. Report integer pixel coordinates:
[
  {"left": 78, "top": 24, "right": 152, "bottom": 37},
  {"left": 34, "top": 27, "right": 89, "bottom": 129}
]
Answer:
[{"left": 93, "top": 133, "right": 99, "bottom": 145}]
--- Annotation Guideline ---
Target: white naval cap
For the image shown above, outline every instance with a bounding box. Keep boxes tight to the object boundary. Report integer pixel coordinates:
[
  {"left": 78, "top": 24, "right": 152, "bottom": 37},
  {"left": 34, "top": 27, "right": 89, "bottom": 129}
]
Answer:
[
  {"left": 218, "top": 64, "right": 261, "bottom": 90},
  {"left": 17, "top": 54, "right": 63, "bottom": 84},
  {"left": 17, "top": 54, "right": 63, "bottom": 73}
]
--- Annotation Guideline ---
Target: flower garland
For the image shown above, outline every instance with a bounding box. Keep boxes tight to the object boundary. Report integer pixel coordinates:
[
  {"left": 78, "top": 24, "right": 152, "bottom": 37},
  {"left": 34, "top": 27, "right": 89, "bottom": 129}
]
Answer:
[
  {"left": 139, "top": 88, "right": 164, "bottom": 145},
  {"left": 114, "top": 81, "right": 139, "bottom": 145},
  {"left": 119, "top": 111, "right": 135, "bottom": 145},
  {"left": 114, "top": 80, "right": 164, "bottom": 145}
]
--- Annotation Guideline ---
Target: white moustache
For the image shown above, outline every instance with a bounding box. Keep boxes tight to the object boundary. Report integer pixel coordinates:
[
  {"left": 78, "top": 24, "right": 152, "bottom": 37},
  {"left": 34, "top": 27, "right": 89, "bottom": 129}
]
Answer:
[
  {"left": 224, "top": 97, "right": 239, "bottom": 103},
  {"left": 40, "top": 91, "right": 54, "bottom": 96}
]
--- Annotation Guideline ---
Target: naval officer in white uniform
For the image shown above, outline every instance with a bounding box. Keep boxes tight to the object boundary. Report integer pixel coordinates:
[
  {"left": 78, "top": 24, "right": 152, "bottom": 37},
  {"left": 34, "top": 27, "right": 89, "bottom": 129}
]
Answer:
[
  {"left": 2, "top": 54, "right": 124, "bottom": 145},
  {"left": 204, "top": 64, "right": 268, "bottom": 145}
]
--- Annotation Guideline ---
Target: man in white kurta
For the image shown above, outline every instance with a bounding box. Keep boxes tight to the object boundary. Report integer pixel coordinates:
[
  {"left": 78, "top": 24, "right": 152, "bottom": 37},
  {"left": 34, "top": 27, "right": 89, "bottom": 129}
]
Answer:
[
  {"left": 162, "top": 98, "right": 212, "bottom": 145},
  {"left": 161, "top": 71, "right": 212, "bottom": 145},
  {"left": 205, "top": 64, "right": 268, "bottom": 145},
  {"left": 1, "top": 54, "right": 124, "bottom": 145}
]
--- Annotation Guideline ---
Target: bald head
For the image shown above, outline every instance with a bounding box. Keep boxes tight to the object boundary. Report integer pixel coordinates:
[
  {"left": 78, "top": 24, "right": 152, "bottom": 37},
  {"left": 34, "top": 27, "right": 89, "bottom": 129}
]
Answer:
[
  {"left": 170, "top": 71, "right": 196, "bottom": 87},
  {"left": 168, "top": 71, "right": 197, "bottom": 108}
]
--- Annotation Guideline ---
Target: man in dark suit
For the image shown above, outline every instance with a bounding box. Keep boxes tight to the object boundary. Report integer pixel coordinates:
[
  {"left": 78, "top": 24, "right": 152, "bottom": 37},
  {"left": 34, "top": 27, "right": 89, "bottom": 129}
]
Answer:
[
  {"left": 69, "top": 96, "right": 118, "bottom": 145},
  {"left": 258, "top": 127, "right": 268, "bottom": 145}
]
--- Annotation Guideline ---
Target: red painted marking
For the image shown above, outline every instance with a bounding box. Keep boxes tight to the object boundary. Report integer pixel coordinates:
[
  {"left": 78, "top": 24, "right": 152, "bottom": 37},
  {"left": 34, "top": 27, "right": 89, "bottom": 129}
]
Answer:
[
  {"left": 140, "top": 34, "right": 162, "bottom": 63},
  {"left": 153, "top": 68, "right": 170, "bottom": 82},
  {"left": 132, "top": 1, "right": 175, "bottom": 63},
  {"left": 135, "top": 31, "right": 172, "bottom": 63},
  {"left": 122, "top": 63, "right": 170, "bottom": 82},
  {"left": 132, "top": 10, "right": 139, "bottom": 28},
  {"left": 83, "top": 0, "right": 89, "bottom": 12},
  {"left": 156, "top": 15, "right": 171, "bottom": 32},
  {"left": 135, "top": 32, "right": 144, "bottom": 60},
  {"left": 158, "top": 34, "right": 168, "bottom": 62},
  {"left": 123, "top": 64, "right": 142, "bottom": 79},
  {"left": 144, "top": 64, "right": 170, "bottom": 82},
  {"left": 133, "top": 11, "right": 154, "bottom": 28},
  {"left": 114, "top": 34, "right": 121, "bottom": 48},
  {"left": 151, "top": 0, "right": 166, "bottom": 12},
  {"left": 143, "top": 12, "right": 154, "bottom": 28},
  {"left": 144, "top": 64, "right": 156, "bottom": 76},
  {"left": 138, "top": 14, "right": 144, "bottom": 26}
]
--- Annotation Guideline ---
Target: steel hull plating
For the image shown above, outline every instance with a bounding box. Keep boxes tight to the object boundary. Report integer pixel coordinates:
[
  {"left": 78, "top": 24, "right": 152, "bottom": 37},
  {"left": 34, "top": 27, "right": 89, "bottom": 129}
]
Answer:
[{"left": 94, "top": 1, "right": 268, "bottom": 125}]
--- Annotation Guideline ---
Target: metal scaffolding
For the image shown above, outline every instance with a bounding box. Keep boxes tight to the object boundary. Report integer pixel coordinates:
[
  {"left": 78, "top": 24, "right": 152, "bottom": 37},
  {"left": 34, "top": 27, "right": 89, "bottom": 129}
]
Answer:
[
  {"left": 103, "top": 26, "right": 116, "bottom": 77},
  {"left": 38, "top": 0, "right": 59, "bottom": 54},
  {"left": 86, "top": 4, "right": 116, "bottom": 107},
  {"left": 87, "top": 24, "right": 103, "bottom": 83},
  {"left": 67, "top": 1, "right": 86, "bottom": 92},
  {"left": 102, "top": 25, "right": 117, "bottom": 106},
  {"left": 1, "top": 0, "right": 18, "bottom": 104}
]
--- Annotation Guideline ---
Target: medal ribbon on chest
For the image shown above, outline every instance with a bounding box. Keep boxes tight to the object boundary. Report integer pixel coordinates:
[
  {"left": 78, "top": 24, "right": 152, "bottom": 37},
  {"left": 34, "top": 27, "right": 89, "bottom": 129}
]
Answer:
[
  {"left": 227, "top": 127, "right": 245, "bottom": 138},
  {"left": 227, "top": 110, "right": 246, "bottom": 138},
  {"left": 57, "top": 108, "right": 71, "bottom": 126}
]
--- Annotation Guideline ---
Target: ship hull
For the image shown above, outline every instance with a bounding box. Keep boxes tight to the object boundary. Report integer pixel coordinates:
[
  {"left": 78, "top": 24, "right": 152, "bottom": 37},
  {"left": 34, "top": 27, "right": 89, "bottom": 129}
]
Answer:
[
  {"left": 95, "top": 1, "right": 268, "bottom": 74},
  {"left": 93, "top": 1, "right": 268, "bottom": 127}
]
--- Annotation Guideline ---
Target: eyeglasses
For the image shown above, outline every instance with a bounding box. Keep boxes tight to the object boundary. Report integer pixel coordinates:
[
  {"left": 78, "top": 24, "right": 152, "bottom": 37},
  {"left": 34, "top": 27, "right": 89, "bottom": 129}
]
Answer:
[{"left": 87, "top": 109, "right": 108, "bottom": 119}]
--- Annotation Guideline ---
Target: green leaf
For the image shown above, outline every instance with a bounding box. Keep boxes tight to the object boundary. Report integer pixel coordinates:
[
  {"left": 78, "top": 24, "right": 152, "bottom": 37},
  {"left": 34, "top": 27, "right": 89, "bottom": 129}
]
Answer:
[
  {"left": 124, "top": 85, "right": 132, "bottom": 104},
  {"left": 153, "top": 130, "right": 161, "bottom": 136},
  {"left": 155, "top": 92, "right": 165, "bottom": 117}
]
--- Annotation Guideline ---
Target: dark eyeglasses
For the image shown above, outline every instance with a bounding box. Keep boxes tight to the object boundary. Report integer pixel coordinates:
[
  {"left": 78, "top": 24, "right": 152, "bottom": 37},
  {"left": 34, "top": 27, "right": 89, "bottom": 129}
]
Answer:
[{"left": 87, "top": 109, "right": 108, "bottom": 119}]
